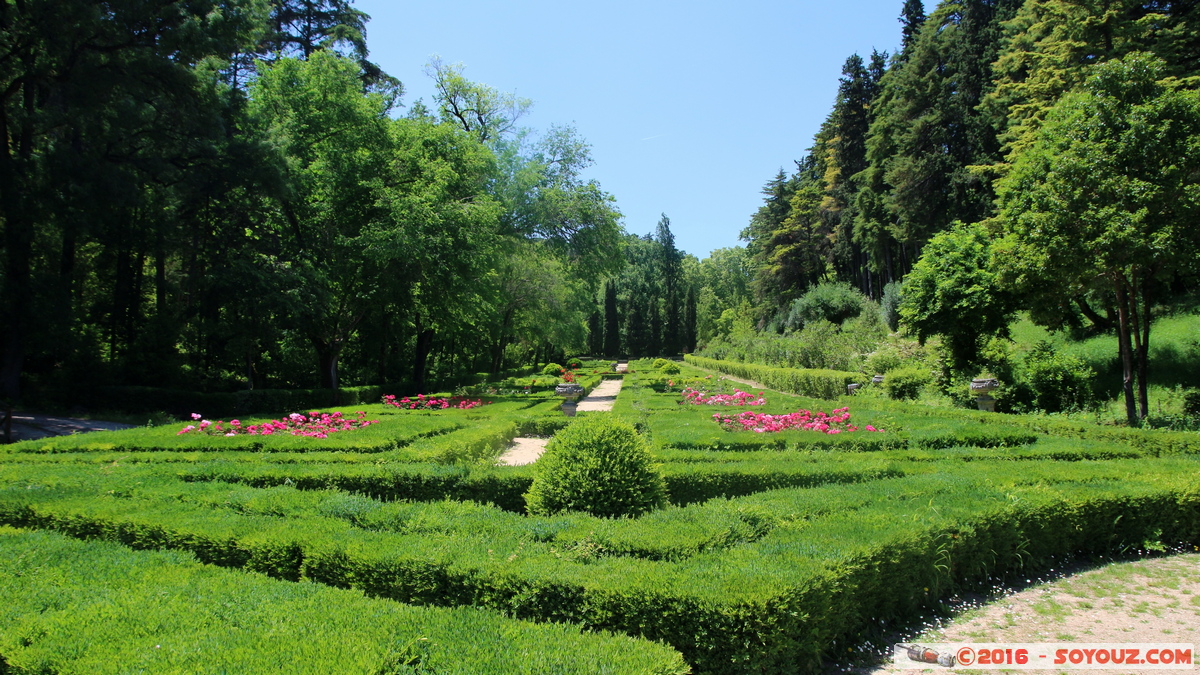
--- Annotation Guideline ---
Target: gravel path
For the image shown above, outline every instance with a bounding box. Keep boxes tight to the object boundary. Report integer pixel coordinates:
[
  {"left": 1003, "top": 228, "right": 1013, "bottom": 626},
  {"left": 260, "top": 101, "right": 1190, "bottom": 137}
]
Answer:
[
  {"left": 497, "top": 379, "right": 625, "bottom": 465},
  {"left": 5, "top": 414, "right": 135, "bottom": 443},
  {"left": 827, "top": 552, "right": 1200, "bottom": 674},
  {"left": 576, "top": 378, "right": 623, "bottom": 412}
]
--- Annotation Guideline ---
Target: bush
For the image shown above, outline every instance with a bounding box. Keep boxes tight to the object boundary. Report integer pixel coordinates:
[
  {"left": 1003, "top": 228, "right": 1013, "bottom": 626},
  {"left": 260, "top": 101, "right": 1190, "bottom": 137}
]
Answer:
[
  {"left": 542, "top": 363, "right": 565, "bottom": 376},
  {"left": 884, "top": 366, "right": 931, "bottom": 401},
  {"left": 566, "top": 358, "right": 583, "bottom": 369},
  {"left": 684, "top": 355, "right": 867, "bottom": 400},
  {"left": 654, "top": 359, "right": 681, "bottom": 374},
  {"left": 786, "top": 282, "right": 866, "bottom": 328},
  {"left": 1023, "top": 341, "right": 1096, "bottom": 413},
  {"left": 880, "top": 281, "right": 902, "bottom": 332},
  {"left": 1183, "top": 389, "right": 1200, "bottom": 416},
  {"left": 524, "top": 416, "right": 666, "bottom": 518},
  {"left": 864, "top": 345, "right": 908, "bottom": 375}
]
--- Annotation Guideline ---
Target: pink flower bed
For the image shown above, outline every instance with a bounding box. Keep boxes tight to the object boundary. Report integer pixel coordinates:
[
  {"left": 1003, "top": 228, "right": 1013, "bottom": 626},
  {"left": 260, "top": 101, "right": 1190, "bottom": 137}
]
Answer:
[
  {"left": 382, "top": 394, "right": 486, "bottom": 410},
  {"left": 680, "top": 387, "right": 766, "bottom": 406},
  {"left": 178, "top": 411, "right": 378, "bottom": 439},
  {"left": 713, "top": 407, "right": 882, "bottom": 434}
]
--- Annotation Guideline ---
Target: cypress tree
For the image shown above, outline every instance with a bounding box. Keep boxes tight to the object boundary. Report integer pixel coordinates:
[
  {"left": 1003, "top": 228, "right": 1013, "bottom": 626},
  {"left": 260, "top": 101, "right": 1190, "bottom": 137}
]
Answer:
[
  {"left": 683, "top": 285, "right": 698, "bottom": 353},
  {"left": 603, "top": 281, "right": 620, "bottom": 357}
]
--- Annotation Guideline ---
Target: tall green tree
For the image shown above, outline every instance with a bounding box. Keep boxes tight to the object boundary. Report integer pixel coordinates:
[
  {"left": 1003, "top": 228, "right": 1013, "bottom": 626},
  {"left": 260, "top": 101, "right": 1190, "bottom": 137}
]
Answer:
[
  {"left": 0, "top": 0, "right": 266, "bottom": 399},
  {"left": 899, "top": 221, "right": 1016, "bottom": 369},
  {"left": 656, "top": 214, "right": 683, "bottom": 355},
  {"left": 984, "top": 0, "right": 1200, "bottom": 160},
  {"left": 900, "top": 0, "right": 927, "bottom": 54},
  {"left": 603, "top": 280, "right": 620, "bottom": 358},
  {"left": 995, "top": 54, "right": 1200, "bottom": 424}
]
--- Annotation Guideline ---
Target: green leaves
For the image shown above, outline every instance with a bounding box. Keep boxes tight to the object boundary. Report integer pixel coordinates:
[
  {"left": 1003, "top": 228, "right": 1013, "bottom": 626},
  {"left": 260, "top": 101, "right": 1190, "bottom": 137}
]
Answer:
[
  {"left": 899, "top": 221, "right": 1016, "bottom": 369},
  {"left": 525, "top": 416, "right": 667, "bottom": 518}
]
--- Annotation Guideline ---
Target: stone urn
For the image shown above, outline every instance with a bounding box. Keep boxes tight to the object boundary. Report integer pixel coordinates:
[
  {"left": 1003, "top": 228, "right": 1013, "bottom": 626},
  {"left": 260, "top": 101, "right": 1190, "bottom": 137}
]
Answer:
[
  {"left": 555, "top": 383, "right": 586, "bottom": 417},
  {"left": 847, "top": 382, "right": 862, "bottom": 395},
  {"left": 871, "top": 374, "right": 885, "bottom": 385},
  {"left": 970, "top": 377, "right": 1000, "bottom": 412}
]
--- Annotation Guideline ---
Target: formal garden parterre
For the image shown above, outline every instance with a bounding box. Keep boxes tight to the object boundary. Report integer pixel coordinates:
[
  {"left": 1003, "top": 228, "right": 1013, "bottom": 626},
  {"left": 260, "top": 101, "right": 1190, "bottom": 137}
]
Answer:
[{"left": 2, "top": 359, "right": 1199, "bottom": 674}]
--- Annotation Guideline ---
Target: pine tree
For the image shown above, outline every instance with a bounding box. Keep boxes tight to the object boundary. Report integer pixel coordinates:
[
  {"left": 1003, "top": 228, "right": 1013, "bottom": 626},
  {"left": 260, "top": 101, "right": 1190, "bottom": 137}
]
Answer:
[{"left": 900, "top": 0, "right": 927, "bottom": 54}]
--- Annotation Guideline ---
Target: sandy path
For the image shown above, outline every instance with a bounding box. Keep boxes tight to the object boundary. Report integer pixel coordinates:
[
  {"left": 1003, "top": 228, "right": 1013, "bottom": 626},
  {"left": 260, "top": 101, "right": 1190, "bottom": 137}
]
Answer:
[
  {"left": 497, "top": 379, "right": 625, "bottom": 465},
  {"left": 577, "top": 378, "right": 623, "bottom": 412},
  {"left": 829, "top": 552, "right": 1200, "bottom": 674},
  {"left": 5, "top": 414, "right": 135, "bottom": 443},
  {"left": 497, "top": 437, "right": 549, "bottom": 466},
  {"left": 684, "top": 365, "right": 770, "bottom": 392}
]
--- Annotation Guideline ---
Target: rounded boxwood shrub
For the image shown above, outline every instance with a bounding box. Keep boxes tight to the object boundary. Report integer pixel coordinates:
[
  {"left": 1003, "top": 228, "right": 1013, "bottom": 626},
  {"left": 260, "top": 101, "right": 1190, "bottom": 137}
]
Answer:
[
  {"left": 884, "top": 366, "right": 932, "bottom": 401},
  {"left": 565, "top": 357, "right": 583, "bottom": 369},
  {"left": 524, "top": 416, "right": 666, "bottom": 518},
  {"left": 653, "top": 358, "right": 681, "bottom": 374},
  {"left": 541, "top": 363, "right": 565, "bottom": 376}
]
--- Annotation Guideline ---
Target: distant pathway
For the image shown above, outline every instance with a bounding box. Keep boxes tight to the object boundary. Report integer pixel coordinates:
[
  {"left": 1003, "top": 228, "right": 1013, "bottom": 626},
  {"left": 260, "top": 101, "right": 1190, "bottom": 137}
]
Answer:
[
  {"left": 5, "top": 414, "right": 135, "bottom": 443},
  {"left": 576, "top": 378, "right": 623, "bottom": 412},
  {"left": 683, "top": 364, "right": 770, "bottom": 392},
  {"left": 497, "top": 378, "right": 625, "bottom": 466}
]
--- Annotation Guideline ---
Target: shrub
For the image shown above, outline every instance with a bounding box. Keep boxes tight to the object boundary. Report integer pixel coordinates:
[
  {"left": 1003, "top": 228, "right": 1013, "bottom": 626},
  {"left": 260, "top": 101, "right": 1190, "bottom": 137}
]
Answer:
[
  {"left": 1023, "top": 341, "right": 1096, "bottom": 413},
  {"left": 787, "top": 282, "right": 866, "bottom": 328},
  {"left": 880, "top": 281, "right": 902, "bottom": 331},
  {"left": 655, "top": 359, "right": 681, "bottom": 374},
  {"left": 864, "top": 345, "right": 908, "bottom": 375},
  {"left": 884, "top": 366, "right": 931, "bottom": 401},
  {"left": 542, "top": 363, "right": 565, "bottom": 376},
  {"left": 524, "top": 416, "right": 666, "bottom": 518},
  {"left": 1183, "top": 389, "right": 1200, "bottom": 416},
  {"left": 566, "top": 357, "right": 583, "bottom": 369}
]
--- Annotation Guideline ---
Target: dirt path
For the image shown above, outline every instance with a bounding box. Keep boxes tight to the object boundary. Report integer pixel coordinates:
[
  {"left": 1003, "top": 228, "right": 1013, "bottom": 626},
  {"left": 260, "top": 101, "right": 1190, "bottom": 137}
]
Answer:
[
  {"left": 685, "top": 365, "right": 770, "bottom": 392},
  {"left": 5, "top": 414, "right": 135, "bottom": 443},
  {"left": 577, "top": 377, "right": 623, "bottom": 412},
  {"left": 829, "top": 552, "right": 1200, "bottom": 674},
  {"left": 497, "top": 379, "right": 625, "bottom": 465}
]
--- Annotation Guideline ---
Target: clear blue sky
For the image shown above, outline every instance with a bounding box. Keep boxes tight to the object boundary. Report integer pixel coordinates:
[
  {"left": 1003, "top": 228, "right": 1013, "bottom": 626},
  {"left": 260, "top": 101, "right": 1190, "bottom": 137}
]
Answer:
[{"left": 354, "top": 0, "right": 909, "bottom": 260}]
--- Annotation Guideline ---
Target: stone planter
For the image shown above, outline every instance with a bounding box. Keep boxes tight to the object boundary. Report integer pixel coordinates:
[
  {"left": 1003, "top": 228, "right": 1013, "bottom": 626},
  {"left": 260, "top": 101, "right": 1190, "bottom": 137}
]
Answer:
[
  {"left": 556, "top": 383, "right": 586, "bottom": 417},
  {"left": 970, "top": 378, "right": 1000, "bottom": 412},
  {"left": 871, "top": 374, "right": 885, "bottom": 385}
]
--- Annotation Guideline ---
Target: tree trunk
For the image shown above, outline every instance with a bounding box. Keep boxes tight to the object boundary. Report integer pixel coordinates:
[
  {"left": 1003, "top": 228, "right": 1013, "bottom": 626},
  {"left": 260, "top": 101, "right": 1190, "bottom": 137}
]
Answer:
[
  {"left": 1113, "top": 279, "right": 1138, "bottom": 426},
  {"left": 0, "top": 68, "right": 36, "bottom": 400},
  {"left": 1136, "top": 275, "right": 1152, "bottom": 421},
  {"left": 313, "top": 339, "right": 341, "bottom": 392},
  {"left": 412, "top": 316, "right": 434, "bottom": 394}
]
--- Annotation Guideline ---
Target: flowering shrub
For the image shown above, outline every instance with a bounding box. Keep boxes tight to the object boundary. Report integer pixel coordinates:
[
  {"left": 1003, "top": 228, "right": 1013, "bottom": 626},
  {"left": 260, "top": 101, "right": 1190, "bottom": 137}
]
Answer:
[
  {"left": 561, "top": 369, "right": 576, "bottom": 384},
  {"left": 712, "top": 407, "right": 882, "bottom": 434},
  {"left": 382, "top": 394, "right": 486, "bottom": 410},
  {"left": 680, "top": 387, "right": 766, "bottom": 406},
  {"left": 178, "top": 411, "right": 377, "bottom": 439}
]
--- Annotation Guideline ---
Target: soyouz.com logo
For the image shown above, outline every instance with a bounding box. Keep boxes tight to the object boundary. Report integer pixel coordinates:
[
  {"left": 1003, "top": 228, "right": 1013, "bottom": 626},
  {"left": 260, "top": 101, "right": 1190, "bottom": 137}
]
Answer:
[{"left": 894, "top": 643, "right": 1195, "bottom": 669}]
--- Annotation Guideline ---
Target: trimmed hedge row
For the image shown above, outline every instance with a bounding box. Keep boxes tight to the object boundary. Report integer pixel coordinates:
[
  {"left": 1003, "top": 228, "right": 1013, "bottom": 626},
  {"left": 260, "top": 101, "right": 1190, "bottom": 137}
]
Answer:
[
  {"left": 6, "top": 401, "right": 564, "bottom": 464},
  {"left": 175, "top": 457, "right": 901, "bottom": 510},
  {"left": 0, "top": 527, "right": 688, "bottom": 674},
  {"left": 684, "top": 355, "right": 868, "bottom": 399},
  {"left": 87, "top": 383, "right": 397, "bottom": 417},
  {"left": 3, "top": 459, "right": 1198, "bottom": 673},
  {"left": 835, "top": 397, "right": 1200, "bottom": 456}
]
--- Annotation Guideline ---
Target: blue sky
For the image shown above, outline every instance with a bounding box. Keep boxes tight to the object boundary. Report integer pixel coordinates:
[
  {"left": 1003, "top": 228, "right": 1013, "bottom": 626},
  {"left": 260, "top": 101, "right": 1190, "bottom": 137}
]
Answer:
[{"left": 354, "top": 0, "right": 909, "bottom": 260}]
